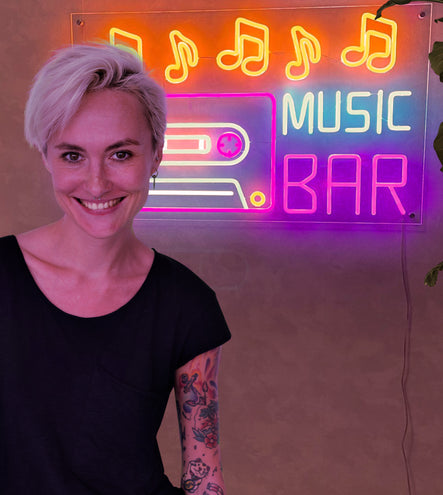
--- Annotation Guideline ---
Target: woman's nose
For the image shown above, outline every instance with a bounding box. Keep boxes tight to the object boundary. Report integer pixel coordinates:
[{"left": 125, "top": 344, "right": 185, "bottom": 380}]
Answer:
[{"left": 85, "top": 161, "right": 112, "bottom": 197}]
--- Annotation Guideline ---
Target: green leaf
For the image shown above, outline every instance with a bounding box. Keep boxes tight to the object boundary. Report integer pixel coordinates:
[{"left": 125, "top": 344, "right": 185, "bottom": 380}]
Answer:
[{"left": 424, "top": 261, "right": 443, "bottom": 287}]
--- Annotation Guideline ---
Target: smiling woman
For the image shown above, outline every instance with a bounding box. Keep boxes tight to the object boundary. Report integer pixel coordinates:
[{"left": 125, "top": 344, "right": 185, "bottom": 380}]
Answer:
[
  {"left": 0, "top": 43, "right": 230, "bottom": 495},
  {"left": 42, "top": 90, "right": 156, "bottom": 240}
]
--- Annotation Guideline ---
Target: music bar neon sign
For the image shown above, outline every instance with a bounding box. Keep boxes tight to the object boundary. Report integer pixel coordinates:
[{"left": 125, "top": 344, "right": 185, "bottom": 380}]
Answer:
[{"left": 71, "top": 5, "right": 431, "bottom": 224}]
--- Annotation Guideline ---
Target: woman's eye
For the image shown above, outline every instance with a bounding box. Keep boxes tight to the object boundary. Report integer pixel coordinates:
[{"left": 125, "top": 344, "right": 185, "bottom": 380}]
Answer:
[
  {"left": 62, "top": 152, "right": 82, "bottom": 163},
  {"left": 112, "top": 150, "right": 132, "bottom": 161}
]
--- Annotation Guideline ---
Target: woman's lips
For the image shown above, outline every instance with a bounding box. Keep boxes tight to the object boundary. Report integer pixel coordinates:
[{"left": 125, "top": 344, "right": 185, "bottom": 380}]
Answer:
[{"left": 75, "top": 197, "right": 125, "bottom": 211}]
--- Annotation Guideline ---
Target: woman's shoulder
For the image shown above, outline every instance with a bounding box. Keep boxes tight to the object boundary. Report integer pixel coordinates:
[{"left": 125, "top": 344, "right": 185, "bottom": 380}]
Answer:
[
  {"left": 152, "top": 251, "right": 215, "bottom": 298},
  {"left": 0, "top": 234, "right": 21, "bottom": 257},
  {"left": 0, "top": 234, "right": 17, "bottom": 248},
  {"left": 0, "top": 235, "right": 20, "bottom": 276},
  {"left": 0, "top": 235, "right": 22, "bottom": 279}
]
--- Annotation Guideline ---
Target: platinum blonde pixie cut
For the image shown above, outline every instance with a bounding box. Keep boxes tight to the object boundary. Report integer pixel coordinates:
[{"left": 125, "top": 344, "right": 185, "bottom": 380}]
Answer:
[{"left": 24, "top": 43, "right": 167, "bottom": 154}]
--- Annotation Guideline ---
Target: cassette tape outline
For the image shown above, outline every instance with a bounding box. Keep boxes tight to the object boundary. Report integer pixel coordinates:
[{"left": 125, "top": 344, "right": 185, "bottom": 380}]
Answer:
[{"left": 142, "top": 92, "right": 276, "bottom": 213}]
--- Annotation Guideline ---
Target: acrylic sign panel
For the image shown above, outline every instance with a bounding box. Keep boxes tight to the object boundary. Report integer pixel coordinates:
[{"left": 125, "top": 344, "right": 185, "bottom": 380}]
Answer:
[{"left": 71, "top": 6, "right": 431, "bottom": 224}]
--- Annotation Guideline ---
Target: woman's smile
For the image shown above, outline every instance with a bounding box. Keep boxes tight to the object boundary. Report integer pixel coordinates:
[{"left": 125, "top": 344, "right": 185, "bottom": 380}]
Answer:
[{"left": 75, "top": 196, "right": 125, "bottom": 212}]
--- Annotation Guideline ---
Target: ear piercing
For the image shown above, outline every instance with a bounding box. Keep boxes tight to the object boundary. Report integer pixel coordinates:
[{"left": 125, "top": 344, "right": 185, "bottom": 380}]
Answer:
[{"left": 152, "top": 171, "right": 158, "bottom": 189}]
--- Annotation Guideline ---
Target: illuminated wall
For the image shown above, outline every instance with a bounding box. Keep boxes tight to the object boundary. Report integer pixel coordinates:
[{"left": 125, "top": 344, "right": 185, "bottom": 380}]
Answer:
[
  {"left": 72, "top": 6, "right": 431, "bottom": 224},
  {"left": 3, "top": 3, "right": 443, "bottom": 494}
]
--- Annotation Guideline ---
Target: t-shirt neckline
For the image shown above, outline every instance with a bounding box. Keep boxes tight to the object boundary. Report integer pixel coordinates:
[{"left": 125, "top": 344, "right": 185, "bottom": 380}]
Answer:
[{"left": 11, "top": 235, "right": 158, "bottom": 321}]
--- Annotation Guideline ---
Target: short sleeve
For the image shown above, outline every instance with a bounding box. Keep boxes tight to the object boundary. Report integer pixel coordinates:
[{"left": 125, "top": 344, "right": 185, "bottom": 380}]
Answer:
[
  {"left": 150, "top": 251, "right": 231, "bottom": 371},
  {"left": 177, "top": 288, "right": 231, "bottom": 368}
]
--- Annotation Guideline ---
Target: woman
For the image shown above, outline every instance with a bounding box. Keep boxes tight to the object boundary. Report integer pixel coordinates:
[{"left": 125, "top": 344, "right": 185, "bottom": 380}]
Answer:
[{"left": 0, "top": 43, "right": 230, "bottom": 495}]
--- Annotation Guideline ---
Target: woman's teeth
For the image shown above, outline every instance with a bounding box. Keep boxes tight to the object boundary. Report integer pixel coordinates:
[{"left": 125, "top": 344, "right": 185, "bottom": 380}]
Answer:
[{"left": 79, "top": 198, "right": 122, "bottom": 210}]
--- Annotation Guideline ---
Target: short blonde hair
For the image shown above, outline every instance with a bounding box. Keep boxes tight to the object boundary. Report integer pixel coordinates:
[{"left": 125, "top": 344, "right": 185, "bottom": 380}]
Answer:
[{"left": 25, "top": 43, "right": 166, "bottom": 154}]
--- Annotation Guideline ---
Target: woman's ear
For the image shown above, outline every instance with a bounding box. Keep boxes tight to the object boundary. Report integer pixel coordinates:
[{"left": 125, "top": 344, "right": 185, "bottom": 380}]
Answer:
[{"left": 151, "top": 148, "right": 163, "bottom": 175}]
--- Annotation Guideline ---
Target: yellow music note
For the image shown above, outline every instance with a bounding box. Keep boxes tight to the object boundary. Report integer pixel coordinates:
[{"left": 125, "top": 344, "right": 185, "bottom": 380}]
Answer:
[
  {"left": 165, "top": 30, "right": 199, "bottom": 84},
  {"left": 286, "top": 26, "right": 321, "bottom": 81},
  {"left": 341, "top": 13, "right": 397, "bottom": 74},
  {"left": 109, "top": 27, "right": 143, "bottom": 60},
  {"left": 216, "top": 17, "right": 270, "bottom": 77}
]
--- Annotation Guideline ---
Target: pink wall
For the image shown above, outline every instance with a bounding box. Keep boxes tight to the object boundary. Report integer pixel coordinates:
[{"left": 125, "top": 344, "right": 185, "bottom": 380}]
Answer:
[{"left": 2, "top": 1, "right": 443, "bottom": 494}]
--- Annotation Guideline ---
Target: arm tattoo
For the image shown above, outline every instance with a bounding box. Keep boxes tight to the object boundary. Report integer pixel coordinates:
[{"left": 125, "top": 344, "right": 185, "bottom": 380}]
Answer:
[
  {"left": 204, "top": 482, "right": 224, "bottom": 495},
  {"left": 182, "top": 458, "right": 210, "bottom": 493},
  {"left": 179, "top": 355, "right": 220, "bottom": 449},
  {"left": 177, "top": 350, "right": 224, "bottom": 494}
]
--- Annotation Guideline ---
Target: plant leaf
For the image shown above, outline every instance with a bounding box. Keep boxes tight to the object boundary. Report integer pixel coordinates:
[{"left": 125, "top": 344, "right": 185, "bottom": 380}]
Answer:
[{"left": 424, "top": 261, "right": 443, "bottom": 287}]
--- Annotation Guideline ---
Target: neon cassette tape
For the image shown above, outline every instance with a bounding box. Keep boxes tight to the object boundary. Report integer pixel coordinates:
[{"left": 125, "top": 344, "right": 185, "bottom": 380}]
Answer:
[{"left": 143, "top": 93, "right": 276, "bottom": 213}]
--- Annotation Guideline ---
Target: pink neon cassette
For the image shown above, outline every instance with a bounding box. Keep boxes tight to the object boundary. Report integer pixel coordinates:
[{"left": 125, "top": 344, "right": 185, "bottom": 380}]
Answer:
[{"left": 143, "top": 93, "right": 276, "bottom": 212}]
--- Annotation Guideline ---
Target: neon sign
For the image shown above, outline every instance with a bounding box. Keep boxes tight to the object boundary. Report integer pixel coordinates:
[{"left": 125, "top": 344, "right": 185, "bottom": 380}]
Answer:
[
  {"left": 109, "top": 27, "right": 143, "bottom": 59},
  {"left": 165, "top": 30, "right": 199, "bottom": 84},
  {"left": 341, "top": 12, "right": 397, "bottom": 73},
  {"left": 151, "top": 93, "right": 275, "bottom": 212},
  {"left": 71, "top": 6, "right": 431, "bottom": 224},
  {"left": 285, "top": 26, "right": 321, "bottom": 81},
  {"left": 216, "top": 17, "right": 270, "bottom": 77},
  {"left": 282, "top": 90, "right": 412, "bottom": 135}
]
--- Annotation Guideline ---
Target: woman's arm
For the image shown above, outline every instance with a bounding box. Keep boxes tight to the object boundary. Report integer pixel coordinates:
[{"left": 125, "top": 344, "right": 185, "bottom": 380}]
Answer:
[{"left": 174, "top": 347, "right": 225, "bottom": 495}]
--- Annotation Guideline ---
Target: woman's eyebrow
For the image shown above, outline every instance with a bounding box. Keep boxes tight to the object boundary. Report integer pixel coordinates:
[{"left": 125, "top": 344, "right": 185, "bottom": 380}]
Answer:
[
  {"left": 53, "top": 139, "right": 141, "bottom": 152},
  {"left": 54, "top": 143, "right": 85, "bottom": 151},
  {"left": 105, "top": 139, "right": 141, "bottom": 152}
]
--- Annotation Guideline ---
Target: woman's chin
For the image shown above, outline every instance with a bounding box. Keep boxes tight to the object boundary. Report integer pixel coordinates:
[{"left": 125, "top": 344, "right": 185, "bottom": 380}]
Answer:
[{"left": 58, "top": 200, "right": 134, "bottom": 240}]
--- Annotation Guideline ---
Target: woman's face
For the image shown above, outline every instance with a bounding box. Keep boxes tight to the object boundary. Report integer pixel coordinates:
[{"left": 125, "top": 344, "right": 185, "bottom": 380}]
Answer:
[{"left": 43, "top": 89, "right": 160, "bottom": 240}]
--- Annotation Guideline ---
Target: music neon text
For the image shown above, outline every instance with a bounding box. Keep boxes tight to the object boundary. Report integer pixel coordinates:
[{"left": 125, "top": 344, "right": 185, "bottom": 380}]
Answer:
[{"left": 282, "top": 90, "right": 412, "bottom": 135}]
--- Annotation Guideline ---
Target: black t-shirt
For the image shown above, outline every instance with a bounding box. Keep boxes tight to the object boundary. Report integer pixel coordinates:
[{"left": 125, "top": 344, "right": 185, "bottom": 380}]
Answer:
[{"left": 0, "top": 235, "right": 231, "bottom": 494}]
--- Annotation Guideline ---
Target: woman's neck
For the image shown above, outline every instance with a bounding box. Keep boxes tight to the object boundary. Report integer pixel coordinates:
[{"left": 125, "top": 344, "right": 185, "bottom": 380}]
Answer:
[{"left": 18, "top": 216, "right": 149, "bottom": 279}]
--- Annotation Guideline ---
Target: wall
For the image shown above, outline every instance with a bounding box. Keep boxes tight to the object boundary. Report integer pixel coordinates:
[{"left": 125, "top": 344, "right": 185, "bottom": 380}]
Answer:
[{"left": 1, "top": 1, "right": 443, "bottom": 494}]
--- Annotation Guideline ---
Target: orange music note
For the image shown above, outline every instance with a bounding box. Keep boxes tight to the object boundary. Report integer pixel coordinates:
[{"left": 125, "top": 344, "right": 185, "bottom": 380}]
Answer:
[
  {"left": 165, "top": 30, "right": 199, "bottom": 84},
  {"left": 286, "top": 26, "right": 321, "bottom": 81},
  {"left": 341, "top": 13, "right": 397, "bottom": 73},
  {"left": 109, "top": 27, "right": 143, "bottom": 60},
  {"left": 216, "top": 17, "right": 270, "bottom": 77}
]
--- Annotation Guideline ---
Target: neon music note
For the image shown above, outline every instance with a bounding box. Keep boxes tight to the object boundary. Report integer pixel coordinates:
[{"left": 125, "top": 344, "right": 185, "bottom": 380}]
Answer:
[
  {"left": 216, "top": 17, "right": 270, "bottom": 77},
  {"left": 165, "top": 30, "right": 199, "bottom": 84},
  {"left": 109, "top": 27, "right": 143, "bottom": 59},
  {"left": 341, "top": 12, "right": 397, "bottom": 74},
  {"left": 286, "top": 26, "right": 321, "bottom": 81}
]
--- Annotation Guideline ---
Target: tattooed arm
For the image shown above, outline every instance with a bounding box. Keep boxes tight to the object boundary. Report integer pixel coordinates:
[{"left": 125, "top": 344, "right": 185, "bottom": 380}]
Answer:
[{"left": 174, "top": 347, "right": 225, "bottom": 495}]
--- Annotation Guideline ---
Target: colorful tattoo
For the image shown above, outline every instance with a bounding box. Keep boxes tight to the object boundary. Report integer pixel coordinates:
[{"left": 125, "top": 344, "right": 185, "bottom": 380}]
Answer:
[
  {"left": 177, "top": 351, "right": 224, "bottom": 494},
  {"left": 182, "top": 458, "right": 210, "bottom": 493},
  {"left": 192, "top": 399, "right": 219, "bottom": 448},
  {"left": 179, "top": 354, "right": 221, "bottom": 450},
  {"left": 180, "top": 371, "right": 219, "bottom": 449},
  {"left": 204, "top": 482, "right": 224, "bottom": 495}
]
